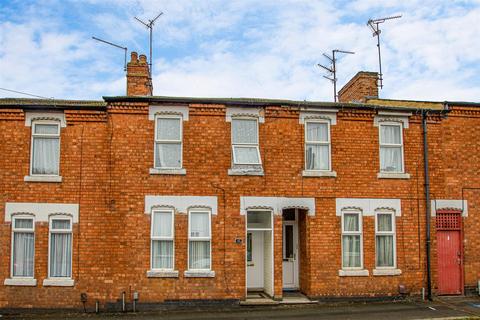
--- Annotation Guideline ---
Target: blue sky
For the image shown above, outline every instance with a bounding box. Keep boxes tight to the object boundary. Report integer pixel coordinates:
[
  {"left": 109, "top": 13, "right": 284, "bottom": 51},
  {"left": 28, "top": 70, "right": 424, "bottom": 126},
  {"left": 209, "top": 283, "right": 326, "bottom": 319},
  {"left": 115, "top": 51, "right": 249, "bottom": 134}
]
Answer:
[{"left": 0, "top": 0, "right": 479, "bottom": 102}]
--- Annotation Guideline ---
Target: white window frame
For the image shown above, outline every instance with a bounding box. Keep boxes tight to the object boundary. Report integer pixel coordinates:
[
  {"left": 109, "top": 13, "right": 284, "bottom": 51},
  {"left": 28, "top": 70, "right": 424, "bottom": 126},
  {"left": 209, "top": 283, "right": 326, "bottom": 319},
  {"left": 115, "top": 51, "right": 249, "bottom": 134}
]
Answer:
[
  {"left": 304, "top": 119, "right": 331, "bottom": 171},
  {"left": 11, "top": 216, "right": 35, "bottom": 279},
  {"left": 48, "top": 216, "right": 73, "bottom": 279},
  {"left": 150, "top": 209, "right": 175, "bottom": 271},
  {"left": 341, "top": 210, "right": 363, "bottom": 270},
  {"left": 231, "top": 117, "right": 262, "bottom": 165},
  {"left": 187, "top": 209, "right": 212, "bottom": 271},
  {"left": 375, "top": 211, "right": 396, "bottom": 269},
  {"left": 154, "top": 114, "right": 183, "bottom": 169},
  {"left": 379, "top": 122, "right": 404, "bottom": 173},
  {"left": 30, "top": 120, "right": 61, "bottom": 176}
]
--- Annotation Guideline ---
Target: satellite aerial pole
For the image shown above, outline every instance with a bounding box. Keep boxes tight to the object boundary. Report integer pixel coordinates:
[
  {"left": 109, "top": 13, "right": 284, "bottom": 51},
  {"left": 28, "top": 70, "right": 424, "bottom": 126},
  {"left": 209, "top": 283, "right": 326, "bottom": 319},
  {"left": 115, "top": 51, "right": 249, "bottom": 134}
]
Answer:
[
  {"left": 318, "top": 49, "right": 355, "bottom": 102},
  {"left": 367, "top": 15, "right": 402, "bottom": 89},
  {"left": 134, "top": 12, "right": 163, "bottom": 76},
  {"left": 92, "top": 36, "right": 128, "bottom": 72}
]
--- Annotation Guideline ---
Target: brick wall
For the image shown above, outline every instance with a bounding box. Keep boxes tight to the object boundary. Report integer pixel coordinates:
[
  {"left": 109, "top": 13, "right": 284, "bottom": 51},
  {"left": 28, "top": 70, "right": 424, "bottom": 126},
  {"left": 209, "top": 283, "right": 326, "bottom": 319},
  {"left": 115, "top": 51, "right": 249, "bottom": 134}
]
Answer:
[{"left": 338, "top": 71, "right": 379, "bottom": 103}]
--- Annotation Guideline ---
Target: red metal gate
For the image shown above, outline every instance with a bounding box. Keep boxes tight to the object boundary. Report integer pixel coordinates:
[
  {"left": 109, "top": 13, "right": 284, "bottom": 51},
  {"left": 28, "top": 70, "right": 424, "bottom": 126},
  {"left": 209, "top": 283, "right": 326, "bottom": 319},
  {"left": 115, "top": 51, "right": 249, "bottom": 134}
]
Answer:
[{"left": 436, "top": 210, "right": 463, "bottom": 295}]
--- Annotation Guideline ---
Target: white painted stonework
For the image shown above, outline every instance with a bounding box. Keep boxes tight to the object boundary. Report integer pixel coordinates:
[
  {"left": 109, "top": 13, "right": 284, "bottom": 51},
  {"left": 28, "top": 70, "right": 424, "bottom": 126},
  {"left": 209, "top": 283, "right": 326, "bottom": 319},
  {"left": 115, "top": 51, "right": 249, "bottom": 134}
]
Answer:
[
  {"left": 431, "top": 199, "right": 468, "bottom": 217},
  {"left": 25, "top": 112, "right": 66, "bottom": 127},
  {"left": 226, "top": 107, "right": 265, "bottom": 123},
  {"left": 148, "top": 105, "right": 189, "bottom": 121},
  {"left": 145, "top": 196, "right": 218, "bottom": 215},
  {"left": 299, "top": 108, "right": 338, "bottom": 125},
  {"left": 240, "top": 196, "right": 315, "bottom": 216},
  {"left": 5, "top": 202, "right": 79, "bottom": 223},
  {"left": 374, "top": 113, "right": 410, "bottom": 128},
  {"left": 336, "top": 198, "right": 401, "bottom": 216}
]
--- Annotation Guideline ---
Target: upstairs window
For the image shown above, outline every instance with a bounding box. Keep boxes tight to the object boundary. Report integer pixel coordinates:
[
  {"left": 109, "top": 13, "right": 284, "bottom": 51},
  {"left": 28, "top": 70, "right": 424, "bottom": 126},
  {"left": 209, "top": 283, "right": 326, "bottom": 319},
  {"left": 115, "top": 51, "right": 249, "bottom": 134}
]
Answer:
[
  {"left": 188, "top": 210, "right": 211, "bottom": 271},
  {"left": 305, "top": 120, "right": 331, "bottom": 171},
  {"left": 231, "top": 118, "right": 261, "bottom": 165},
  {"left": 31, "top": 122, "right": 60, "bottom": 175},
  {"left": 341, "top": 211, "right": 362, "bottom": 269},
  {"left": 49, "top": 217, "right": 72, "bottom": 278},
  {"left": 11, "top": 216, "right": 35, "bottom": 278},
  {"left": 379, "top": 123, "right": 404, "bottom": 173},
  {"left": 151, "top": 210, "right": 174, "bottom": 270},
  {"left": 154, "top": 115, "right": 182, "bottom": 169},
  {"left": 375, "top": 212, "right": 396, "bottom": 268}
]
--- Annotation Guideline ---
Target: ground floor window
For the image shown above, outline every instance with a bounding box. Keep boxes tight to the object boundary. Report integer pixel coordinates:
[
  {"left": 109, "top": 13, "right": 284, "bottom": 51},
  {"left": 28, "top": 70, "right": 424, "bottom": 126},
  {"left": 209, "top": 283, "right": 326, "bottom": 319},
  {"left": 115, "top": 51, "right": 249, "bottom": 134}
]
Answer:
[
  {"left": 49, "top": 217, "right": 72, "bottom": 278},
  {"left": 188, "top": 210, "right": 211, "bottom": 270},
  {"left": 151, "top": 209, "right": 174, "bottom": 270},
  {"left": 375, "top": 211, "right": 396, "bottom": 268},
  {"left": 341, "top": 211, "right": 362, "bottom": 269},
  {"left": 12, "top": 216, "right": 35, "bottom": 277}
]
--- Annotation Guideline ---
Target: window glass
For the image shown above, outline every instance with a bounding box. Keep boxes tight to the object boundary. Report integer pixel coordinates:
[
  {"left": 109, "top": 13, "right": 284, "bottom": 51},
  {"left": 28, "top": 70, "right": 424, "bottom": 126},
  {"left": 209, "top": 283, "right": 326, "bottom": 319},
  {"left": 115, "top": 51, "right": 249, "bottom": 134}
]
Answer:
[
  {"left": 246, "top": 233, "right": 252, "bottom": 262},
  {"left": 380, "top": 125, "right": 401, "bottom": 144},
  {"left": 342, "top": 235, "right": 361, "bottom": 268},
  {"left": 306, "top": 144, "right": 329, "bottom": 170},
  {"left": 343, "top": 213, "right": 359, "bottom": 232},
  {"left": 52, "top": 219, "right": 71, "bottom": 230},
  {"left": 50, "top": 231, "right": 72, "bottom": 278},
  {"left": 190, "top": 212, "right": 210, "bottom": 238},
  {"left": 156, "top": 118, "right": 181, "bottom": 140},
  {"left": 34, "top": 124, "right": 58, "bottom": 135},
  {"left": 284, "top": 225, "right": 294, "bottom": 259},
  {"left": 380, "top": 147, "right": 402, "bottom": 172},
  {"left": 155, "top": 143, "right": 181, "bottom": 168},
  {"left": 376, "top": 235, "right": 394, "bottom": 267},
  {"left": 232, "top": 119, "right": 257, "bottom": 144},
  {"left": 306, "top": 122, "right": 328, "bottom": 142},
  {"left": 152, "top": 211, "right": 172, "bottom": 238},
  {"left": 12, "top": 218, "right": 34, "bottom": 278},
  {"left": 377, "top": 214, "right": 393, "bottom": 232},
  {"left": 152, "top": 240, "right": 173, "bottom": 269},
  {"left": 14, "top": 218, "right": 33, "bottom": 229},
  {"left": 233, "top": 146, "right": 260, "bottom": 164},
  {"left": 32, "top": 137, "right": 60, "bottom": 175},
  {"left": 189, "top": 241, "right": 210, "bottom": 269}
]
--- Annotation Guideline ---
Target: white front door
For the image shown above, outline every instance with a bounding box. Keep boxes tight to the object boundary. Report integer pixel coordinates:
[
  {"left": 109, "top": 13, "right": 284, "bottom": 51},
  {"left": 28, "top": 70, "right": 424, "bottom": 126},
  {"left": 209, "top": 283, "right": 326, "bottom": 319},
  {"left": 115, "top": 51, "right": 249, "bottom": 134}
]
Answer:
[
  {"left": 247, "top": 231, "right": 264, "bottom": 289},
  {"left": 282, "top": 220, "right": 298, "bottom": 289}
]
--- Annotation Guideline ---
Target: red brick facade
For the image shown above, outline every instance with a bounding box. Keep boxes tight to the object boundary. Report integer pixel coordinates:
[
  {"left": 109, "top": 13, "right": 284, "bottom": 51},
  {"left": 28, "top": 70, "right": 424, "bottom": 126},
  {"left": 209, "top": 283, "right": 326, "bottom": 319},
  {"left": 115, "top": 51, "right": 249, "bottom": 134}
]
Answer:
[{"left": 0, "top": 57, "right": 479, "bottom": 310}]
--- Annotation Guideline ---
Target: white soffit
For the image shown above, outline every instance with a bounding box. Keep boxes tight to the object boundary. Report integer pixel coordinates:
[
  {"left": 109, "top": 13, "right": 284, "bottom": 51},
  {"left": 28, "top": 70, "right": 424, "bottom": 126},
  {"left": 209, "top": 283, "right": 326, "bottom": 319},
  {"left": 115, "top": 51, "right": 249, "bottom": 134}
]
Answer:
[
  {"left": 145, "top": 196, "right": 218, "bottom": 215},
  {"left": 149, "top": 105, "right": 189, "bottom": 121},
  {"left": 25, "top": 112, "right": 66, "bottom": 127},
  {"left": 431, "top": 199, "right": 468, "bottom": 217},
  {"left": 240, "top": 196, "right": 315, "bottom": 216},
  {"left": 5, "top": 202, "right": 79, "bottom": 222}
]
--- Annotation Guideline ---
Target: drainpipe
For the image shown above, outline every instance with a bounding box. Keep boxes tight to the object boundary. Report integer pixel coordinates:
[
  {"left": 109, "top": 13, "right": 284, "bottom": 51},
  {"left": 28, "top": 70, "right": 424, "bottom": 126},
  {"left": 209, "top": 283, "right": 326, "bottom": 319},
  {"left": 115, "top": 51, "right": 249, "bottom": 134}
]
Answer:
[{"left": 422, "top": 110, "right": 432, "bottom": 301}]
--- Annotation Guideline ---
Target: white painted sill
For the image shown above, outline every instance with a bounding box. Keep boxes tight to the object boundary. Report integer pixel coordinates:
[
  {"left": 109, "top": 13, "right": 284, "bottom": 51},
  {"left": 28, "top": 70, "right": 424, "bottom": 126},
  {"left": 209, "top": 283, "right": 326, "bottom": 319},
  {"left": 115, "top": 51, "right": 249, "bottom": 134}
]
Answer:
[
  {"left": 4, "top": 278, "right": 37, "bottom": 286},
  {"left": 146, "top": 270, "right": 179, "bottom": 278},
  {"left": 149, "top": 168, "right": 186, "bottom": 175},
  {"left": 377, "top": 172, "right": 410, "bottom": 179},
  {"left": 184, "top": 270, "right": 215, "bottom": 278},
  {"left": 338, "top": 269, "right": 369, "bottom": 277},
  {"left": 228, "top": 169, "right": 264, "bottom": 176},
  {"left": 302, "top": 170, "right": 337, "bottom": 177},
  {"left": 24, "top": 175, "right": 62, "bottom": 183},
  {"left": 43, "top": 278, "right": 75, "bottom": 287},
  {"left": 373, "top": 268, "right": 402, "bottom": 276}
]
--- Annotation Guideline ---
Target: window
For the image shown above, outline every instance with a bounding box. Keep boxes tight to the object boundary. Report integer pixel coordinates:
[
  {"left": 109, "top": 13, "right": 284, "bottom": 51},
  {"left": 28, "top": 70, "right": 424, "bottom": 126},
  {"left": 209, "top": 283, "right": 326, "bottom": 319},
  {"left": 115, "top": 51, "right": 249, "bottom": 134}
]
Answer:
[
  {"left": 151, "top": 210, "right": 174, "bottom": 270},
  {"left": 305, "top": 120, "right": 331, "bottom": 171},
  {"left": 11, "top": 216, "right": 35, "bottom": 278},
  {"left": 48, "top": 217, "right": 72, "bottom": 278},
  {"left": 154, "top": 115, "right": 182, "bottom": 169},
  {"left": 30, "top": 122, "right": 60, "bottom": 175},
  {"left": 375, "top": 212, "right": 396, "bottom": 268},
  {"left": 231, "top": 118, "right": 261, "bottom": 165},
  {"left": 341, "top": 211, "right": 362, "bottom": 269},
  {"left": 379, "top": 123, "right": 404, "bottom": 173},
  {"left": 188, "top": 210, "right": 211, "bottom": 270}
]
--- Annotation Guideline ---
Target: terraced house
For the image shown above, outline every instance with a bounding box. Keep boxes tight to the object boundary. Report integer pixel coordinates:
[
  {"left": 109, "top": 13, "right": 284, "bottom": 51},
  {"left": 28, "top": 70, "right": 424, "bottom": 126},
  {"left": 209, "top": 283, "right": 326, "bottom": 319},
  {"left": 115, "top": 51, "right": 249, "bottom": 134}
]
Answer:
[{"left": 0, "top": 52, "right": 479, "bottom": 310}]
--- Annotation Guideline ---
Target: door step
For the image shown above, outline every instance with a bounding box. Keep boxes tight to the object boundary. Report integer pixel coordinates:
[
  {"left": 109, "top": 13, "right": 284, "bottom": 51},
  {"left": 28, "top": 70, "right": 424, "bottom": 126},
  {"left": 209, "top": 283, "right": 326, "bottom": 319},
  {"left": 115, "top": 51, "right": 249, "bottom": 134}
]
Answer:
[{"left": 241, "top": 292, "right": 317, "bottom": 306}]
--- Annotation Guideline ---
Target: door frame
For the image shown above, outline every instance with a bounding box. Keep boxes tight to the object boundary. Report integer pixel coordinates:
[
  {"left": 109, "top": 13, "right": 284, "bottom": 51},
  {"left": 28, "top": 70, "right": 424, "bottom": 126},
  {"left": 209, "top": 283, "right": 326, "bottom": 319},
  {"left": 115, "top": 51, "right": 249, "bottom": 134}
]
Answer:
[{"left": 282, "top": 209, "right": 299, "bottom": 290}]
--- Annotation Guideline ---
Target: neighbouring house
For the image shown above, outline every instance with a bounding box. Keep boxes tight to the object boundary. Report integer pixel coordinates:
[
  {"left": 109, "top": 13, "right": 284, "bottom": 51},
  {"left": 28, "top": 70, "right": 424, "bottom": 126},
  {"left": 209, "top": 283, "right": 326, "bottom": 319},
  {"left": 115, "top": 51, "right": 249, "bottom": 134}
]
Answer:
[{"left": 0, "top": 52, "right": 479, "bottom": 310}]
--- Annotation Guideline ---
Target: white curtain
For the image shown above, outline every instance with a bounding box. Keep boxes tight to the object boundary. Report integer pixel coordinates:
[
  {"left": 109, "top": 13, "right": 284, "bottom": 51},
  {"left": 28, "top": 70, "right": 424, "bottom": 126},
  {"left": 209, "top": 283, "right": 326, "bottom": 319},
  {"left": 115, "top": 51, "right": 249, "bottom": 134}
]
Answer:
[
  {"left": 13, "top": 232, "right": 34, "bottom": 277},
  {"left": 156, "top": 118, "right": 181, "bottom": 140},
  {"left": 152, "top": 240, "right": 173, "bottom": 269},
  {"left": 189, "top": 241, "right": 210, "bottom": 269},
  {"left": 342, "top": 235, "right": 360, "bottom": 268},
  {"left": 32, "top": 137, "right": 59, "bottom": 174},
  {"left": 232, "top": 119, "right": 257, "bottom": 144},
  {"left": 153, "top": 212, "right": 172, "bottom": 237},
  {"left": 381, "top": 125, "right": 401, "bottom": 144},
  {"left": 306, "top": 122, "right": 328, "bottom": 142},
  {"left": 306, "top": 144, "right": 329, "bottom": 170},
  {"left": 50, "top": 233, "right": 72, "bottom": 277},
  {"left": 234, "top": 146, "right": 260, "bottom": 164},
  {"left": 190, "top": 213, "right": 209, "bottom": 237},
  {"left": 155, "top": 143, "right": 181, "bottom": 168},
  {"left": 377, "top": 214, "right": 392, "bottom": 232},
  {"left": 376, "top": 235, "right": 394, "bottom": 267},
  {"left": 380, "top": 147, "right": 401, "bottom": 172},
  {"left": 343, "top": 214, "right": 359, "bottom": 232}
]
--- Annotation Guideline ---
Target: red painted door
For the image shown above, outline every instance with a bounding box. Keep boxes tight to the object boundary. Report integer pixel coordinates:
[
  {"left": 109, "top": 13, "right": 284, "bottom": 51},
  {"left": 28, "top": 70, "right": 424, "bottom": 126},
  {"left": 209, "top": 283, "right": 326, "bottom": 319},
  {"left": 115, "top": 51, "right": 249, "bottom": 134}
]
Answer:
[{"left": 437, "top": 230, "right": 462, "bottom": 295}]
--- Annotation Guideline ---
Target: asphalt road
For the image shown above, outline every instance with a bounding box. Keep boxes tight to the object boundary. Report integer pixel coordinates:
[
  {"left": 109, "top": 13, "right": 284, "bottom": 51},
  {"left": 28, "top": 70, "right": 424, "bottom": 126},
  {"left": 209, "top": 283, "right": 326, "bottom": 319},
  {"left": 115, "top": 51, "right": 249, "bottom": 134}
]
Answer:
[{"left": 2, "top": 298, "right": 480, "bottom": 320}]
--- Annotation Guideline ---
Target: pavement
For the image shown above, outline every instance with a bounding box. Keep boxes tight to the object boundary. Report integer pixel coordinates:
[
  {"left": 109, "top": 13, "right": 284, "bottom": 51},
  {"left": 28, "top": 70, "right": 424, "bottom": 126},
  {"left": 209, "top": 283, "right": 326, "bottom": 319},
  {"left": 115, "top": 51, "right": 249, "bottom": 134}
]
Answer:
[{"left": 1, "top": 296, "right": 479, "bottom": 320}]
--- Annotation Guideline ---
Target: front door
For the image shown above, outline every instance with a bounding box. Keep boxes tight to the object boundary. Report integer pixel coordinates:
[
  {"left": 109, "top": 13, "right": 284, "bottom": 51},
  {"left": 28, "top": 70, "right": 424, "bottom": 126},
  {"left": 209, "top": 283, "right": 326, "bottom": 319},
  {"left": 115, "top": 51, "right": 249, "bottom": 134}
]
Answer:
[
  {"left": 282, "top": 219, "right": 298, "bottom": 289},
  {"left": 247, "top": 231, "right": 264, "bottom": 289}
]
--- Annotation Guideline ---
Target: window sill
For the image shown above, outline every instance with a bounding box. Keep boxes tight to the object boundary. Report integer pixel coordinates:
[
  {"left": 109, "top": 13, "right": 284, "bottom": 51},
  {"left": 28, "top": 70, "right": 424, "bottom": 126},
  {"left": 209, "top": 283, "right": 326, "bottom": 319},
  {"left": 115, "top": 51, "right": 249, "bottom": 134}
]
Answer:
[
  {"left": 24, "top": 175, "right": 62, "bottom": 183},
  {"left": 149, "top": 168, "right": 186, "bottom": 175},
  {"left": 147, "top": 270, "right": 179, "bottom": 278},
  {"left": 4, "top": 278, "right": 37, "bottom": 286},
  {"left": 228, "top": 168, "right": 264, "bottom": 176},
  {"left": 377, "top": 172, "right": 410, "bottom": 179},
  {"left": 373, "top": 268, "right": 402, "bottom": 276},
  {"left": 43, "top": 278, "right": 75, "bottom": 287},
  {"left": 184, "top": 270, "right": 215, "bottom": 278},
  {"left": 338, "top": 269, "right": 369, "bottom": 277},
  {"left": 302, "top": 170, "right": 337, "bottom": 177}
]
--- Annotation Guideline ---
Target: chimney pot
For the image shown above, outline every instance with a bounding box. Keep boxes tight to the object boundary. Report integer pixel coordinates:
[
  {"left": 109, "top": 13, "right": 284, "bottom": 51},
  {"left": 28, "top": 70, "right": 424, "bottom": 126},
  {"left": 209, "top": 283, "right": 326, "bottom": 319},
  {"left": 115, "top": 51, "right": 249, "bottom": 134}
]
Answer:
[
  {"left": 130, "top": 51, "right": 138, "bottom": 63},
  {"left": 139, "top": 54, "right": 148, "bottom": 64},
  {"left": 126, "top": 52, "right": 152, "bottom": 96}
]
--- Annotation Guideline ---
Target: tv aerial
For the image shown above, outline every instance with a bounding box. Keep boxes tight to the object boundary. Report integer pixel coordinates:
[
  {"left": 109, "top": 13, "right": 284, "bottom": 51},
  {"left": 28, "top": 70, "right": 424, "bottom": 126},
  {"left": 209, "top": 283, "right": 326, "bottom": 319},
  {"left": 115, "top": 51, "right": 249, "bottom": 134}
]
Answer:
[
  {"left": 92, "top": 36, "right": 128, "bottom": 72},
  {"left": 318, "top": 49, "right": 355, "bottom": 102},
  {"left": 367, "top": 15, "right": 402, "bottom": 89},
  {"left": 134, "top": 12, "right": 163, "bottom": 76}
]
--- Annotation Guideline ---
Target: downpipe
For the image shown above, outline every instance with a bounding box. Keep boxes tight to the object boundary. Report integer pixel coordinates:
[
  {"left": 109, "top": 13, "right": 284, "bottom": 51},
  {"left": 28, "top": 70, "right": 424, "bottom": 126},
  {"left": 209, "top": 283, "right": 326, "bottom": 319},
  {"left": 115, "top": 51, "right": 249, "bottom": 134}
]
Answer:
[{"left": 422, "top": 111, "right": 432, "bottom": 301}]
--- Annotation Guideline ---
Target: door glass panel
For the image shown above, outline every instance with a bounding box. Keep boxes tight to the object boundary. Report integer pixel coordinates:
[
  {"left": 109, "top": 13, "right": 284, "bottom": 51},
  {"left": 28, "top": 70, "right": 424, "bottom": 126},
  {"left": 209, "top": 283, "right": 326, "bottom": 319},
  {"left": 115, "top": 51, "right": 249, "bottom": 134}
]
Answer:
[
  {"left": 284, "top": 225, "right": 293, "bottom": 259},
  {"left": 246, "top": 233, "right": 252, "bottom": 262},
  {"left": 282, "top": 209, "right": 295, "bottom": 221},
  {"left": 247, "top": 211, "right": 271, "bottom": 229}
]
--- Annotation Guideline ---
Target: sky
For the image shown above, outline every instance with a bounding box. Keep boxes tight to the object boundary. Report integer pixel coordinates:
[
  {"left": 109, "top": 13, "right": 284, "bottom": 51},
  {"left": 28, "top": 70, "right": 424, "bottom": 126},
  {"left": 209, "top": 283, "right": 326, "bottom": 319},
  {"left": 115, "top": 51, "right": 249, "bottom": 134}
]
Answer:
[{"left": 0, "top": 0, "right": 479, "bottom": 102}]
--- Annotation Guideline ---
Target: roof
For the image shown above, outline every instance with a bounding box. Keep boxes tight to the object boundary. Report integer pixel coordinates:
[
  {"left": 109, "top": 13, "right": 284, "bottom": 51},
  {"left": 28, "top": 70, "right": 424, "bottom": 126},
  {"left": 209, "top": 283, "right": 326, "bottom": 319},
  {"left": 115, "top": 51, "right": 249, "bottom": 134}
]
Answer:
[
  {"left": 0, "top": 98, "right": 106, "bottom": 109},
  {"left": 365, "top": 98, "right": 445, "bottom": 110}
]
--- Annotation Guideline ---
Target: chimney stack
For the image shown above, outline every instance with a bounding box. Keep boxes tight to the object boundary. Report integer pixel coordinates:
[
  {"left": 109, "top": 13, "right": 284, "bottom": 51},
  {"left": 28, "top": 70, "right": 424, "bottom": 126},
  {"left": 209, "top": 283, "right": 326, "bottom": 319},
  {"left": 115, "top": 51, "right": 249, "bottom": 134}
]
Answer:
[
  {"left": 338, "top": 71, "right": 378, "bottom": 103},
  {"left": 126, "top": 51, "right": 153, "bottom": 96}
]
